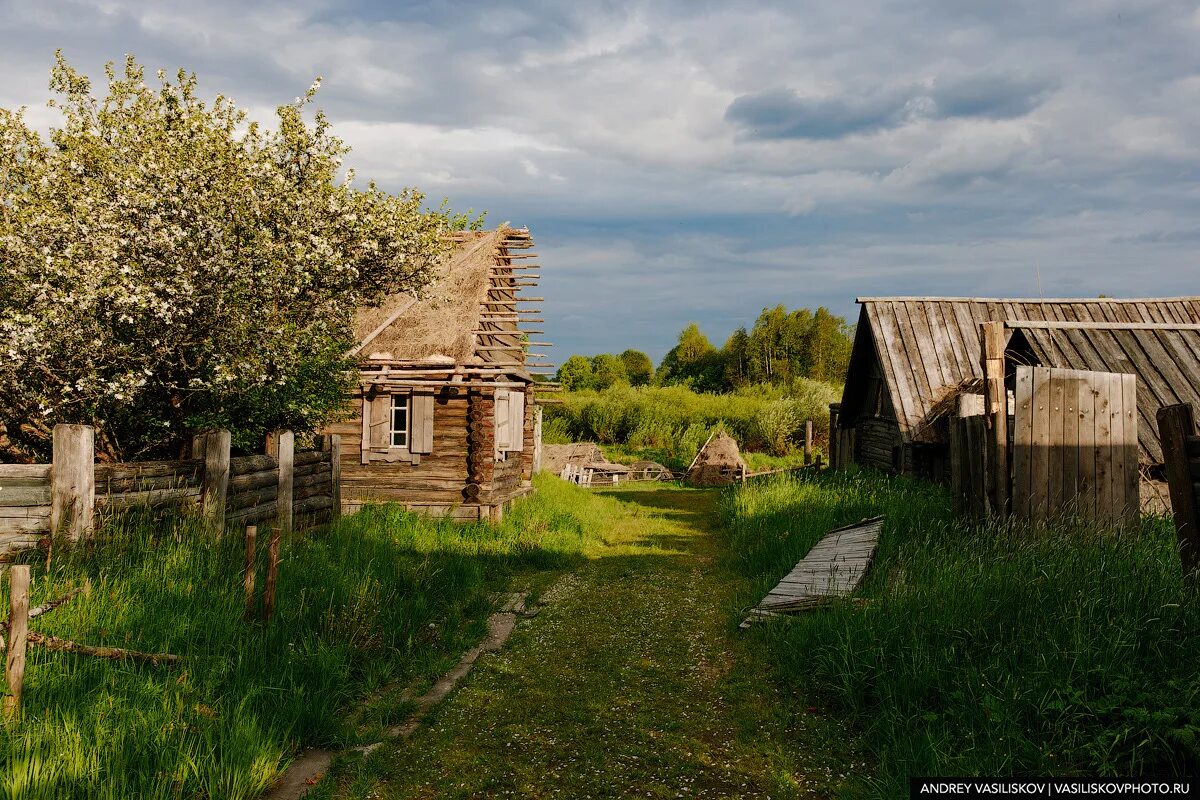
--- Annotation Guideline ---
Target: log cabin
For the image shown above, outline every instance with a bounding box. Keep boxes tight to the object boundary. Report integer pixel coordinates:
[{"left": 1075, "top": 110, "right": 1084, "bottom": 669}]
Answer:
[
  {"left": 832, "top": 296, "right": 1200, "bottom": 507},
  {"left": 324, "top": 226, "right": 549, "bottom": 521}
]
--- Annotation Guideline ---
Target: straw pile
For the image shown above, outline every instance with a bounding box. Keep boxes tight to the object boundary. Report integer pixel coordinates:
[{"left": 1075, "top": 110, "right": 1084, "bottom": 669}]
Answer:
[{"left": 685, "top": 432, "right": 747, "bottom": 486}]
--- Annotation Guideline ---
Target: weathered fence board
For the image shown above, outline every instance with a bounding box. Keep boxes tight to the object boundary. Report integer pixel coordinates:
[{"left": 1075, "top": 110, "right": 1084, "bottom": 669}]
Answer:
[
  {"left": 1013, "top": 366, "right": 1138, "bottom": 527},
  {"left": 1158, "top": 404, "right": 1200, "bottom": 573}
]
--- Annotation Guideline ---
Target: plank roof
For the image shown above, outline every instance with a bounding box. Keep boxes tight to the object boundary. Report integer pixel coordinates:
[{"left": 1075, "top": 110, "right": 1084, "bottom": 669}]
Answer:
[
  {"left": 849, "top": 297, "right": 1200, "bottom": 458},
  {"left": 1010, "top": 323, "right": 1200, "bottom": 464}
]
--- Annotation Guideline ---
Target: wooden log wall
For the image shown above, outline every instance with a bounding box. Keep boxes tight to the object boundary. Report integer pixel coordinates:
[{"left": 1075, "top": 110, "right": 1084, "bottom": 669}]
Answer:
[
  {"left": 855, "top": 418, "right": 901, "bottom": 473},
  {"left": 330, "top": 394, "right": 474, "bottom": 508},
  {"left": 225, "top": 452, "right": 280, "bottom": 528},
  {"left": 292, "top": 447, "right": 335, "bottom": 531},
  {"left": 2, "top": 427, "right": 341, "bottom": 562},
  {"left": 467, "top": 390, "right": 495, "bottom": 497},
  {"left": 0, "top": 465, "right": 51, "bottom": 563},
  {"left": 95, "top": 460, "right": 203, "bottom": 513}
]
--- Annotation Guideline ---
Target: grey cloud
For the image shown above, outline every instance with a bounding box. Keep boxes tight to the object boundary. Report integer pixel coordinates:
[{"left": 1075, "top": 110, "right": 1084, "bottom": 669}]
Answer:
[
  {"left": 724, "top": 88, "right": 911, "bottom": 140},
  {"left": 930, "top": 74, "right": 1057, "bottom": 120},
  {"left": 727, "top": 74, "right": 1057, "bottom": 140}
]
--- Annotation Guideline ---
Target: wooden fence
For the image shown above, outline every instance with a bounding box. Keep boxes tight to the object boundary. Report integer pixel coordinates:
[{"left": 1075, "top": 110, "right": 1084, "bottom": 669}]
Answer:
[
  {"left": 0, "top": 425, "right": 341, "bottom": 563},
  {"left": 1157, "top": 403, "right": 1200, "bottom": 574},
  {"left": 948, "top": 363, "right": 1140, "bottom": 528}
]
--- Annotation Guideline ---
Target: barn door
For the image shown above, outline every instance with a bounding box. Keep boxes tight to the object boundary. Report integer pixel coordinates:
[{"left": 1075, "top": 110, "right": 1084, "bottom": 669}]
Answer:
[{"left": 1012, "top": 366, "right": 1138, "bottom": 527}]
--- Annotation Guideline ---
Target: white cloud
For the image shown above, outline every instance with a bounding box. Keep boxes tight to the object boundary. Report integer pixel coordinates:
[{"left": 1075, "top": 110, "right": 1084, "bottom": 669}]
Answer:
[{"left": 1, "top": 0, "right": 1199, "bottom": 359}]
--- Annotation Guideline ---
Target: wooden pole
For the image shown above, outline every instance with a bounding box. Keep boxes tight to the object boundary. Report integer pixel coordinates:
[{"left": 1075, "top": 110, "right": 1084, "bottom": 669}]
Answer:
[
  {"left": 50, "top": 424, "right": 94, "bottom": 542},
  {"left": 828, "top": 404, "right": 841, "bottom": 470},
  {"left": 3, "top": 565, "right": 29, "bottom": 720},
  {"left": 327, "top": 435, "right": 342, "bottom": 521},
  {"left": 980, "top": 323, "right": 1009, "bottom": 518},
  {"left": 196, "top": 429, "right": 231, "bottom": 528},
  {"left": 273, "top": 432, "right": 294, "bottom": 536},
  {"left": 243, "top": 525, "right": 257, "bottom": 621},
  {"left": 804, "top": 420, "right": 813, "bottom": 466},
  {"left": 263, "top": 527, "right": 280, "bottom": 623},
  {"left": 1157, "top": 403, "right": 1200, "bottom": 575}
]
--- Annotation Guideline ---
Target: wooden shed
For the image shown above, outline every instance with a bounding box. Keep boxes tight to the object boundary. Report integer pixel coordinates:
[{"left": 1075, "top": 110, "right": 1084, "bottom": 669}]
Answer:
[
  {"left": 834, "top": 297, "right": 1200, "bottom": 491},
  {"left": 323, "top": 226, "right": 549, "bottom": 521}
]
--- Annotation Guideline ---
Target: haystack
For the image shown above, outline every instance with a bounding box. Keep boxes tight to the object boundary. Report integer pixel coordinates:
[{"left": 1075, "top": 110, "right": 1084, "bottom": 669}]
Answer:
[{"left": 685, "top": 432, "right": 747, "bottom": 487}]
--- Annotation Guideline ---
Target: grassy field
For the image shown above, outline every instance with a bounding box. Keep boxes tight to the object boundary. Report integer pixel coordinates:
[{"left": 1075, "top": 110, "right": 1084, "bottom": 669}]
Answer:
[
  {"left": 544, "top": 381, "right": 839, "bottom": 471},
  {"left": 0, "top": 476, "right": 604, "bottom": 800},
  {"left": 723, "top": 469, "right": 1200, "bottom": 796}
]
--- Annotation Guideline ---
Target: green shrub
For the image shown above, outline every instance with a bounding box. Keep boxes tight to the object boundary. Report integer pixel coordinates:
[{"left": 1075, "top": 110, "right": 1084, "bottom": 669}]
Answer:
[{"left": 545, "top": 381, "right": 839, "bottom": 466}]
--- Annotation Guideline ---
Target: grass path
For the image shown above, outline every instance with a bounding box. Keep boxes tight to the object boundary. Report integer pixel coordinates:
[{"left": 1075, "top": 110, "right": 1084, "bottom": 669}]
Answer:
[{"left": 320, "top": 485, "right": 853, "bottom": 799}]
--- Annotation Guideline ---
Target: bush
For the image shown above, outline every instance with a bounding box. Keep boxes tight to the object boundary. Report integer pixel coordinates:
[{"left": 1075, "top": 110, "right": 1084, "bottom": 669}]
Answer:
[{"left": 544, "top": 381, "right": 839, "bottom": 468}]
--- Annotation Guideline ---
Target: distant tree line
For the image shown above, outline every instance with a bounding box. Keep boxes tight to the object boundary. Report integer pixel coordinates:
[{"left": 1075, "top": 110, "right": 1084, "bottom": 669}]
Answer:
[{"left": 556, "top": 305, "right": 854, "bottom": 392}]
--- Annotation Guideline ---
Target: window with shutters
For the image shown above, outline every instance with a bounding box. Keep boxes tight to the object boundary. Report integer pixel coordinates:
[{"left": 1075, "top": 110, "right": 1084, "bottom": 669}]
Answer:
[
  {"left": 494, "top": 389, "right": 525, "bottom": 459},
  {"left": 391, "top": 396, "right": 410, "bottom": 447},
  {"left": 361, "top": 389, "right": 432, "bottom": 464}
]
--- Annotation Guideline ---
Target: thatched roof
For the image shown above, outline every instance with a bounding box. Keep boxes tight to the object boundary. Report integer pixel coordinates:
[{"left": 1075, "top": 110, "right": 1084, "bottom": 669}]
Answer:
[
  {"left": 842, "top": 297, "right": 1200, "bottom": 464},
  {"left": 352, "top": 226, "right": 539, "bottom": 368}
]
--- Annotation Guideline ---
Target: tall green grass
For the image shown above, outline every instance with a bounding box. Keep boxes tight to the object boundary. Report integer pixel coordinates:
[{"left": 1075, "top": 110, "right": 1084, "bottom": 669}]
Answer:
[
  {"left": 545, "top": 381, "right": 839, "bottom": 469},
  {"left": 0, "top": 475, "right": 600, "bottom": 799},
  {"left": 722, "top": 469, "right": 1200, "bottom": 796}
]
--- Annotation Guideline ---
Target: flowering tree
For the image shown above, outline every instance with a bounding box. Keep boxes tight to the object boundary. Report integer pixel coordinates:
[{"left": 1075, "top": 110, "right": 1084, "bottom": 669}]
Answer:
[{"left": 0, "top": 54, "right": 456, "bottom": 460}]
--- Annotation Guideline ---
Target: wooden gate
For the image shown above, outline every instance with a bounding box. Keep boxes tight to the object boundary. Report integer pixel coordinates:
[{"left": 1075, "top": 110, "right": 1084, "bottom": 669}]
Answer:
[{"left": 1012, "top": 366, "right": 1138, "bottom": 526}]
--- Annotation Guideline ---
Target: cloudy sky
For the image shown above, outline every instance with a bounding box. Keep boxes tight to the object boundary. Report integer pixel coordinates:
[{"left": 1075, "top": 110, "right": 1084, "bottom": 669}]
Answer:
[{"left": 2, "top": 1, "right": 1198, "bottom": 363}]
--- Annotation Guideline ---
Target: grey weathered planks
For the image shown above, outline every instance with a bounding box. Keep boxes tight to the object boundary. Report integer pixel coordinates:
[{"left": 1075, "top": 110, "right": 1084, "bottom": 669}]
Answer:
[
  {"left": 741, "top": 517, "right": 882, "bottom": 627},
  {"left": 1012, "top": 366, "right": 1139, "bottom": 527},
  {"left": 854, "top": 298, "right": 1200, "bottom": 461}
]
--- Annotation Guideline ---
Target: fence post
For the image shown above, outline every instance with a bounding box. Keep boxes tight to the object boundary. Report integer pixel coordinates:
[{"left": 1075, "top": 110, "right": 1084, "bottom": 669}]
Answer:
[
  {"left": 804, "top": 420, "right": 813, "bottom": 466},
  {"left": 326, "top": 434, "right": 342, "bottom": 521},
  {"left": 1157, "top": 403, "right": 1200, "bottom": 574},
  {"left": 3, "top": 565, "right": 29, "bottom": 720},
  {"left": 828, "top": 404, "right": 841, "bottom": 469},
  {"left": 263, "top": 526, "right": 280, "bottom": 622},
  {"left": 269, "top": 431, "right": 294, "bottom": 535},
  {"left": 195, "top": 429, "right": 231, "bottom": 527},
  {"left": 243, "top": 525, "right": 257, "bottom": 621},
  {"left": 50, "top": 424, "right": 94, "bottom": 542},
  {"left": 950, "top": 416, "right": 964, "bottom": 518},
  {"left": 980, "top": 322, "right": 1009, "bottom": 518}
]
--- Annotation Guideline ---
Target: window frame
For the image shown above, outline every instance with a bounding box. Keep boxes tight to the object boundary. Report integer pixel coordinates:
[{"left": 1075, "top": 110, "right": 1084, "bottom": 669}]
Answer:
[{"left": 391, "top": 394, "right": 411, "bottom": 449}]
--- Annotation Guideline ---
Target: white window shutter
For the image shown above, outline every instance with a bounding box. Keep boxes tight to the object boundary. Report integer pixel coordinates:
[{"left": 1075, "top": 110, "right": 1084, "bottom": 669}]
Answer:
[
  {"left": 508, "top": 390, "right": 525, "bottom": 452},
  {"left": 411, "top": 392, "right": 435, "bottom": 454},
  {"left": 494, "top": 389, "right": 512, "bottom": 455}
]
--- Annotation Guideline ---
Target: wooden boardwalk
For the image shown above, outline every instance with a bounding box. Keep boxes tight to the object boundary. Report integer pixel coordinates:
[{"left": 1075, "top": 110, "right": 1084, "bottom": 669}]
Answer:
[{"left": 741, "top": 516, "right": 883, "bottom": 627}]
